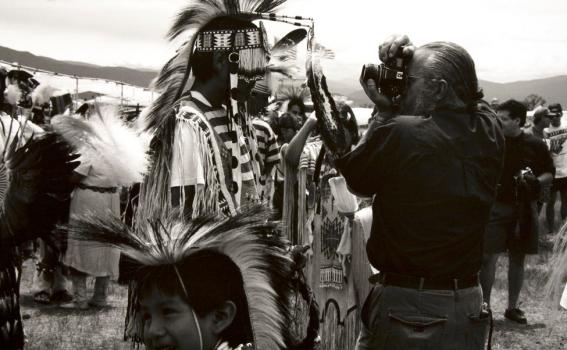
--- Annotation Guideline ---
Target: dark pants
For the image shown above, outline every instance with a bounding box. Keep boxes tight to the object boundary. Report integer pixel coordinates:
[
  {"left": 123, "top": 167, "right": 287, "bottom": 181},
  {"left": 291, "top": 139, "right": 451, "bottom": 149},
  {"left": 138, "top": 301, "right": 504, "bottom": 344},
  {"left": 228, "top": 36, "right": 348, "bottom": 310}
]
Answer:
[{"left": 356, "top": 284, "right": 488, "bottom": 350}]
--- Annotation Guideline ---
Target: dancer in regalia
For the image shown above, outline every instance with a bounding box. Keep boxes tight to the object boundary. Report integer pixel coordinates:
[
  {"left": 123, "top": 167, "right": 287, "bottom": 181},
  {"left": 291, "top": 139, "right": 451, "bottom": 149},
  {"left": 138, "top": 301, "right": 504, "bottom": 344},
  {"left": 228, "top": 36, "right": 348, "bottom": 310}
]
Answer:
[{"left": 0, "top": 121, "right": 78, "bottom": 349}]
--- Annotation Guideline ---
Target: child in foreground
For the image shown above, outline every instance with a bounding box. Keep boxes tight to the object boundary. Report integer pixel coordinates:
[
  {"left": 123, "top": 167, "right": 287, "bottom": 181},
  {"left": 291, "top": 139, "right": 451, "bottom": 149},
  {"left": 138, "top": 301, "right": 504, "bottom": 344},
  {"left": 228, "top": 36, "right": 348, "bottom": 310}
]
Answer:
[{"left": 64, "top": 206, "right": 319, "bottom": 350}]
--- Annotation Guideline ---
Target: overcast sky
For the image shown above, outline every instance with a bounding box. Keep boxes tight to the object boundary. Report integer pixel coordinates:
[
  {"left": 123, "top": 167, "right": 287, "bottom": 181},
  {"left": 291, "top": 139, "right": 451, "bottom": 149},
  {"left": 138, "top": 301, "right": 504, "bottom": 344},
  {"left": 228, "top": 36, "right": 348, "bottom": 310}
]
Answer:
[{"left": 1, "top": 0, "right": 566, "bottom": 84}]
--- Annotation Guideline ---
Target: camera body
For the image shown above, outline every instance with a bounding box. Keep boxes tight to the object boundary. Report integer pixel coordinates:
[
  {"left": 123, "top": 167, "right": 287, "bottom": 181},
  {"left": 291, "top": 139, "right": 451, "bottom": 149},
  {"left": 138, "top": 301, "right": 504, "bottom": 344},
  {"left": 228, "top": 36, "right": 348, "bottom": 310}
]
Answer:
[
  {"left": 361, "top": 47, "right": 408, "bottom": 108},
  {"left": 514, "top": 167, "right": 534, "bottom": 183}
]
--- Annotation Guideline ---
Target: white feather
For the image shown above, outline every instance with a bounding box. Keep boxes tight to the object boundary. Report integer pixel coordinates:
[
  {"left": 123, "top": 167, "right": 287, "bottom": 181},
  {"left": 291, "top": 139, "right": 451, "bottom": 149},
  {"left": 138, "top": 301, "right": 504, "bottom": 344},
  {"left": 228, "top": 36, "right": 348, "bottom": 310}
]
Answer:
[
  {"left": 31, "top": 84, "right": 58, "bottom": 106},
  {"left": 4, "top": 84, "right": 21, "bottom": 106},
  {"left": 52, "top": 107, "right": 150, "bottom": 186}
]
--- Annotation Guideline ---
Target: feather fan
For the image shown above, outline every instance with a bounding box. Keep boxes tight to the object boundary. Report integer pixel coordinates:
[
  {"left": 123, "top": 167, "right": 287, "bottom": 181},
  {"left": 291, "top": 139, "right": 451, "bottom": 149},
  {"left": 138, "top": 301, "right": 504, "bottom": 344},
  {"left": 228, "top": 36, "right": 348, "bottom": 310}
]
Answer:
[
  {"left": 0, "top": 125, "right": 79, "bottom": 245},
  {"left": 306, "top": 38, "right": 355, "bottom": 157}
]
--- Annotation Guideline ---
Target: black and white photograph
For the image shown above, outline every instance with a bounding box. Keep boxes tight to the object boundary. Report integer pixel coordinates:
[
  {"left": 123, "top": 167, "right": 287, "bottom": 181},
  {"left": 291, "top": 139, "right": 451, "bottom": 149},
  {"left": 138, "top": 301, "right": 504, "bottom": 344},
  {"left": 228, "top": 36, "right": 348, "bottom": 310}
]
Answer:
[{"left": 1, "top": 0, "right": 566, "bottom": 349}]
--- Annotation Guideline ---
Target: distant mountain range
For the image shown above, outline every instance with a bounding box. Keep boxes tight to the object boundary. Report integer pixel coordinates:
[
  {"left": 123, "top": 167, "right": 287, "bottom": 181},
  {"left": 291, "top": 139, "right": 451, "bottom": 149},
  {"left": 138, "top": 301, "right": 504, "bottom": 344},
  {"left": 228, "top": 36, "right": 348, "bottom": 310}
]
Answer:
[
  {"left": 0, "top": 45, "right": 156, "bottom": 87},
  {"left": 327, "top": 75, "right": 567, "bottom": 108},
  {"left": 2, "top": 45, "right": 566, "bottom": 107}
]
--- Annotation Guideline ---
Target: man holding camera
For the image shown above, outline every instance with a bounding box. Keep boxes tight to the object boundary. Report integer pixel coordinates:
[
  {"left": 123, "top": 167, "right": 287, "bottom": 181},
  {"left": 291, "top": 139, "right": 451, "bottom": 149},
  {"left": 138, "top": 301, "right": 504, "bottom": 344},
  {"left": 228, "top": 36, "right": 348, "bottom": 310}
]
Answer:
[
  {"left": 336, "top": 35, "right": 505, "bottom": 349},
  {"left": 480, "top": 100, "right": 554, "bottom": 324}
]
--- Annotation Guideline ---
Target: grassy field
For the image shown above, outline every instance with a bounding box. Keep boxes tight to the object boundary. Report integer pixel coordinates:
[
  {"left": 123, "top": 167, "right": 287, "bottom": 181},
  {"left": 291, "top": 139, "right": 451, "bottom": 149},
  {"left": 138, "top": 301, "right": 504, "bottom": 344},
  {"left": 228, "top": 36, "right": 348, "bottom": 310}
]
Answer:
[
  {"left": 18, "top": 204, "right": 567, "bottom": 349},
  {"left": 19, "top": 254, "right": 567, "bottom": 350}
]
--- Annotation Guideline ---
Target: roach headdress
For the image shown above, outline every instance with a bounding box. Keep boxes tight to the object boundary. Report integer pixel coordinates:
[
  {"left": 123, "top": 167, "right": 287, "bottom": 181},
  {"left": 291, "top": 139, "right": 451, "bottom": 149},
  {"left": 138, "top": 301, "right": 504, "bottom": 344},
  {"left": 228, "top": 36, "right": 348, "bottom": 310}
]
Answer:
[
  {"left": 63, "top": 206, "right": 311, "bottom": 350},
  {"left": 145, "top": 0, "right": 294, "bottom": 134}
]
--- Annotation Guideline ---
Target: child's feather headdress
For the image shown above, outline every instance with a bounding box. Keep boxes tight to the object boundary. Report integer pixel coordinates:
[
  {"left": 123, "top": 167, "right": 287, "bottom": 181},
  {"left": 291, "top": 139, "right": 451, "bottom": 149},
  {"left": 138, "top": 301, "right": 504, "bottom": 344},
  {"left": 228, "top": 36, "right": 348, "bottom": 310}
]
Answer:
[{"left": 62, "top": 206, "right": 304, "bottom": 349}]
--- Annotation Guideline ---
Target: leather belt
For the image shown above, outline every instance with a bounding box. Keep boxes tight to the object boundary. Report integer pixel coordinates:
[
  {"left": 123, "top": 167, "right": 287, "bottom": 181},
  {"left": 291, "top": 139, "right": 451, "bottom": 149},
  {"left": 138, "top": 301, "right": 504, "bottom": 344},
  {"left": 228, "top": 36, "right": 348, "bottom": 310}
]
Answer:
[{"left": 369, "top": 272, "right": 479, "bottom": 290}]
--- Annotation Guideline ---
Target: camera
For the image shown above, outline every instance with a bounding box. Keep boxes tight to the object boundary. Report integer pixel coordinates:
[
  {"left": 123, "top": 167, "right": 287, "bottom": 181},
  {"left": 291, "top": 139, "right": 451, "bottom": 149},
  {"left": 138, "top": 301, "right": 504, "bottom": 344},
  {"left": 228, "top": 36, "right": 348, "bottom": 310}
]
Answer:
[
  {"left": 361, "top": 47, "right": 408, "bottom": 108},
  {"left": 514, "top": 167, "right": 534, "bottom": 183}
]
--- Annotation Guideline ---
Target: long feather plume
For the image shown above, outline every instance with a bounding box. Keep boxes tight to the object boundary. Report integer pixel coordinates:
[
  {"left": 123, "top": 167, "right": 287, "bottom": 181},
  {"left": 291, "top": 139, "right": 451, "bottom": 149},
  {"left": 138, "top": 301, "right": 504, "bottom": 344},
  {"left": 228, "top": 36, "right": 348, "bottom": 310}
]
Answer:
[
  {"left": 544, "top": 221, "right": 567, "bottom": 311},
  {"left": 31, "top": 84, "right": 58, "bottom": 107},
  {"left": 63, "top": 206, "right": 294, "bottom": 349},
  {"left": 51, "top": 106, "right": 149, "bottom": 186}
]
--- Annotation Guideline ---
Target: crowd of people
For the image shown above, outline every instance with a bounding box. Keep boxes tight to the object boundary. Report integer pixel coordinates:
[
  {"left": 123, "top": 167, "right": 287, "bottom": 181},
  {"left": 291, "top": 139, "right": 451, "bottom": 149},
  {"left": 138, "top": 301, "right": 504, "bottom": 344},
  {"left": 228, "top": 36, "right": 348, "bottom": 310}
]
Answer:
[{"left": 1, "top": 0, "right": 567, "bottom": 350}]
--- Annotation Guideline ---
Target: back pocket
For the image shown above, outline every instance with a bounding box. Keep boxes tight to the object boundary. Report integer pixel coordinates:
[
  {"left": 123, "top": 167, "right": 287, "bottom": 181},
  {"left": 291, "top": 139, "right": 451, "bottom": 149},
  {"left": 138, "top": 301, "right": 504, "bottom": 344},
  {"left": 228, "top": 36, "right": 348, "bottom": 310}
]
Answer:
[
  {"left": 463, "top": 313, "right": 489, "bottom": 350},
  {"left": 384, "top": 311, "right": 448, "bottom": 350}
]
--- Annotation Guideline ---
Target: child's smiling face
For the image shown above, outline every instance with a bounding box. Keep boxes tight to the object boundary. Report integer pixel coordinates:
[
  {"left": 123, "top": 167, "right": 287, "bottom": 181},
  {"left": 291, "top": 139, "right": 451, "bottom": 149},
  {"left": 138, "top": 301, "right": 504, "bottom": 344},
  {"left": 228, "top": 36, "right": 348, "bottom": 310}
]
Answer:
[{"left": 140, "top": 285, "right": 211, "bottom": 350}]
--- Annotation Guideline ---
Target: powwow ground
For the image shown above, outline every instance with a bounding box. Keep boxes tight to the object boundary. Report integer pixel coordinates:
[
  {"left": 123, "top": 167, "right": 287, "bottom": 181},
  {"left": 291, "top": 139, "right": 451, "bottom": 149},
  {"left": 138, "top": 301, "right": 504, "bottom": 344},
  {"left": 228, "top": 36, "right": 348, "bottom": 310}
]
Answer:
[
  {"left": 18, "top": 255, "right": 567, "bottom": 350},
  {"left": 18, "top": 202, "right": 567, "bottom": 350}
]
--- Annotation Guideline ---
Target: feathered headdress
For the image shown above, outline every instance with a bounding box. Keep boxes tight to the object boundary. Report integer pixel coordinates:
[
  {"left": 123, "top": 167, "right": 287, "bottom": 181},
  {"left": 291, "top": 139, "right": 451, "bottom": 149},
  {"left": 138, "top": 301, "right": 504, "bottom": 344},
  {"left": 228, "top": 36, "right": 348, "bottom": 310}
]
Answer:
[
  {"left": 62, "top": 206, "right": 318, "bottom": 350},
  {"left": 138, "top": 0, "right": 313, "bottom": 223},
  {"left": 274, "top": 82, "right": 310, "bottom": 104},
  {"left": 145, "top": 0, "right": 290, "bottom": 133}
]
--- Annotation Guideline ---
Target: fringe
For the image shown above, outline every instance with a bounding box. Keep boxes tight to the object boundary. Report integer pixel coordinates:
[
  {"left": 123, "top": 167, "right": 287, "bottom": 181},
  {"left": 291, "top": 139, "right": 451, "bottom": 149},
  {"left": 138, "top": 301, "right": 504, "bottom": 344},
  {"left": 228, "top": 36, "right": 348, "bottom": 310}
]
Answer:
[
  {"left": 136, "top": 107, "right": 176, "bottom": 226},
  {"left": 243, "top": 116, "right": 262, "bottom": 198},
  {"left": 238, "top": 47, "right": 268, "bottom": 82},
  {"left": 281, "top": 144, "right": 297, "bottom": 243},
  {"left": 192, "top": 121, "right": 220, "bottom": 218},
  {"left": 297, "top": 168, "right": 307, "bottom": 247}
]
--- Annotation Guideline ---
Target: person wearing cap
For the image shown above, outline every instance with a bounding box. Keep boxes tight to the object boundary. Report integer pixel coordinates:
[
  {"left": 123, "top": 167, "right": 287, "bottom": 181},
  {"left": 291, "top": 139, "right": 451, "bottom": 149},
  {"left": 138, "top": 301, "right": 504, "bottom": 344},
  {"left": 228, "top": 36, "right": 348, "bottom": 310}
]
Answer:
[
  {"left": 525, "top": 106, "right": 551, "bottom": 140},
  {"left": 248, "top": 79, "right": 280, "bottom": 203},
  {"left": 544, "top": 103, "right": 567, "bottom": 233},
  {"left": 480, "top": 100, "right": 554, "bottom": 325},
  {"left": 491, "top": 97, "right": 500, "bottom": 110}
]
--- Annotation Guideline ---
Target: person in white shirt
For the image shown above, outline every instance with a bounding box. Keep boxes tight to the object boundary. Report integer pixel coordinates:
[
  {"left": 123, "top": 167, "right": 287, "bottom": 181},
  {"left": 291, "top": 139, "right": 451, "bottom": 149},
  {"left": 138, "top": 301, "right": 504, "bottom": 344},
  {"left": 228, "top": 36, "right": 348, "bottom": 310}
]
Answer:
[{"left": 544, "top": 103, "right": 567, "bottom": 233}]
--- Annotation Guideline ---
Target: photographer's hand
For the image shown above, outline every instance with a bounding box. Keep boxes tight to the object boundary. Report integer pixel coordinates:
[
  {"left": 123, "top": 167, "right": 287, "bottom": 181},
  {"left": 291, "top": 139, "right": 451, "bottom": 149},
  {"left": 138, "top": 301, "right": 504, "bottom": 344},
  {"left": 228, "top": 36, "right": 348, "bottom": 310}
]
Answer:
[
  {"left": 359, "top": 77, "right": 392, "bottom": 112},
  {"left": 359, "top": 34, "right": 416, "bottom": 117},
  {"left": 379, "top": 34, "right": 415, "bottom": 62}
]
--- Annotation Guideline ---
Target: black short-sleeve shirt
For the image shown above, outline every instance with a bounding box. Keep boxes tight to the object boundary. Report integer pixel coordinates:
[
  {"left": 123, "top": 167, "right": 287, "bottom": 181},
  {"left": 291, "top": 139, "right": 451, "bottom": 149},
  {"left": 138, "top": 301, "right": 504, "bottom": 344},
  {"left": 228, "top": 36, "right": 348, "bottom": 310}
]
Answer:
[{"left": 337, "top": 110, "right": 505, "bottom": 279}]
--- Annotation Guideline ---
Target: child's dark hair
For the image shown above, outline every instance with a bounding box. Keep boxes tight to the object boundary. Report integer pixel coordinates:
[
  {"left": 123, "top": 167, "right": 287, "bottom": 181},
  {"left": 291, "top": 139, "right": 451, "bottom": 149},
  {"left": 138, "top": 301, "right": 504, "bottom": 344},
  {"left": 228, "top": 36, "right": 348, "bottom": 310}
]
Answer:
[
  {"left": 287, "top": 97, "right": 306, "bottom": 116},
  {"left": 138, "top": 250, "right": 253, "bottom": 347}
]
